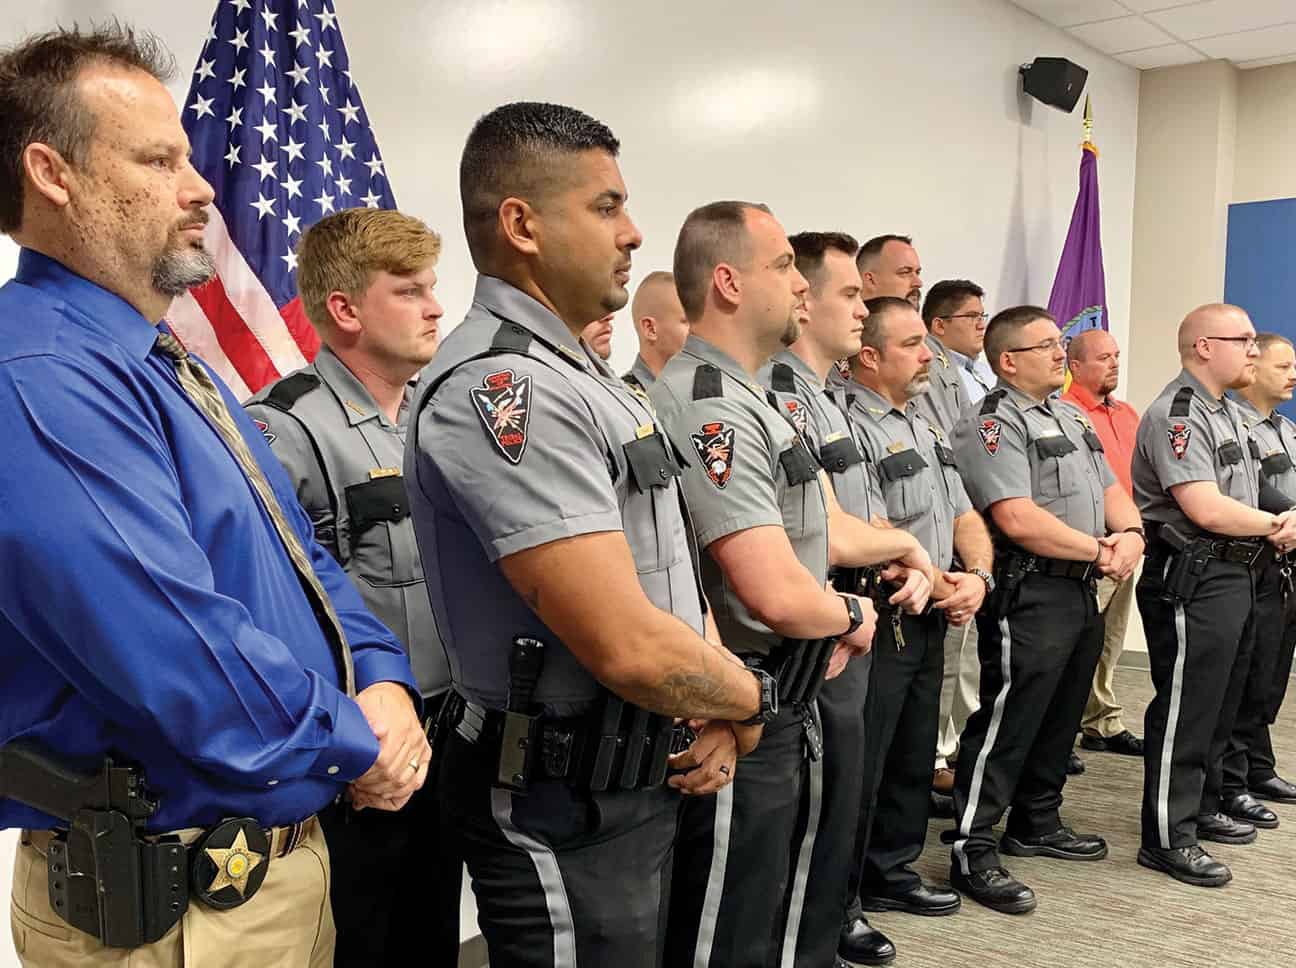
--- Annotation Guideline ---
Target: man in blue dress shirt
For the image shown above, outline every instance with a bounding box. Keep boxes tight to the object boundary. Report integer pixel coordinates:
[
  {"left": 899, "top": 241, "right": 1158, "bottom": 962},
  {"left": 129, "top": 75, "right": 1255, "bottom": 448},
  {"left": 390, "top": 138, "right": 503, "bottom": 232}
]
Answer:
[{"left": 0, "top": 25, "right": 423, "bottom": 966}]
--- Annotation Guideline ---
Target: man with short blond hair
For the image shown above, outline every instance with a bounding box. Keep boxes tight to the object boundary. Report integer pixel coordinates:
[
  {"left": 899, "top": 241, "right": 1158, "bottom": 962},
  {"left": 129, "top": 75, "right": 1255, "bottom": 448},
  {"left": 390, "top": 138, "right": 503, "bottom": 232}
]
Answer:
[
  {"left": 1064, "top": 328, "right": 1144, "bottom": 759},
  {"left": 246, "top": 206, "right": 455, "bottom": 967}
]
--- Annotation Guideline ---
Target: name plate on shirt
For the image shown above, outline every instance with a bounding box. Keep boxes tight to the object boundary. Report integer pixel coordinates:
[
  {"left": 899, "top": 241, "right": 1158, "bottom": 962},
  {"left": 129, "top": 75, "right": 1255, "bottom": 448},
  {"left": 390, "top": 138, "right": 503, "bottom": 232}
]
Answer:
[{"left": 369, "top": 467, "right": 401, "bottom": 480}]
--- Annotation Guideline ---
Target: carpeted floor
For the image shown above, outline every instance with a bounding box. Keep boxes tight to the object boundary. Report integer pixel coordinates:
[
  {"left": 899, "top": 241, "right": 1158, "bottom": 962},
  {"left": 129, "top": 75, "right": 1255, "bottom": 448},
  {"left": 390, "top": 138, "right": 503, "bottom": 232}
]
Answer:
[{"left": 868, "top": 666, "right": 1296, "bottom": 968}]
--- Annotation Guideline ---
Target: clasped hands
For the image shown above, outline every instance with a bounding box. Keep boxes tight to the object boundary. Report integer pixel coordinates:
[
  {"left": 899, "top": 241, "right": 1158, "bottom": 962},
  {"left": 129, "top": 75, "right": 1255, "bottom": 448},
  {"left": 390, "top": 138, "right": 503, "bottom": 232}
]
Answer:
[{"left": 349, "top": 681, "right": 430, "bottom": 812}]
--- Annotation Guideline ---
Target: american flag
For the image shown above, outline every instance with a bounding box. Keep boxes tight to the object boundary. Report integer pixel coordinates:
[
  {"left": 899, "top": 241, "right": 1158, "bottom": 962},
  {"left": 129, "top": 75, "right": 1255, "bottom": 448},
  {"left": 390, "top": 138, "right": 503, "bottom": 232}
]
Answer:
[{"left": 170, "top": 0, "right": 397, "bottom": 399}]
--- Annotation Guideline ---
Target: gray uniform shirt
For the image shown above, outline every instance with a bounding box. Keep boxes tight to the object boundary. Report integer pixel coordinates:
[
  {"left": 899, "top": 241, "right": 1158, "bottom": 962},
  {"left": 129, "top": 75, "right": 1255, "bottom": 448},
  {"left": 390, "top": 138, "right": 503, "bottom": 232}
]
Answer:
[
  {"left": 1133, "top": 369, "right": 1261, "bottom": 530},
  {"left": 245, "top": 346, "right": 447, "bottom": 697},
  {"left": 954, "top": 380, "right": 1115, "bottom": 540},
  {"left": 759, "top": 350, "right": 876, "bottom": 522},
  {"left": 913, "top": 334, "right": 966, "bottom": 437},
  {"left": 624, "top": 354, "right": 656, "bottom": 392},
  {"left": 846, "top": 382, "right": 972, "bottom": 570},
  {"left": 1236, "top": 397, "right": 1296, "bottom": 503},
  {"left": 405, "top": 276, "right": 702, "bottom": 715},
  {"left": 651, "top": 335, "right": 829, "bottom": 658}
]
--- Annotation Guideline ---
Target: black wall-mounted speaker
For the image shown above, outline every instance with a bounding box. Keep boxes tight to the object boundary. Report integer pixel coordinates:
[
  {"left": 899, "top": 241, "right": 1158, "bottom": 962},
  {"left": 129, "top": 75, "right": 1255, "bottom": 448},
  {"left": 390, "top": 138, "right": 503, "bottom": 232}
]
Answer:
[{"left": 1019, "top": 57, "right": 1088, "bottom": 112}]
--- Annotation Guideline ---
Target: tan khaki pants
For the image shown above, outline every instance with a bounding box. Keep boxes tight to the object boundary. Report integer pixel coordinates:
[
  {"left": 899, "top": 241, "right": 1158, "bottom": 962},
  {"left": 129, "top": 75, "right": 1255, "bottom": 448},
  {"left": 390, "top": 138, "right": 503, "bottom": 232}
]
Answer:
[
  {"left": 10, "top": 822, "right": 334, "bottom": 967},
  {"left": 1081, "top": 571, "right": 1136, "bottom": 738},
  {"left": 935, "top": 620, "right": 981, "bottom": 768}
]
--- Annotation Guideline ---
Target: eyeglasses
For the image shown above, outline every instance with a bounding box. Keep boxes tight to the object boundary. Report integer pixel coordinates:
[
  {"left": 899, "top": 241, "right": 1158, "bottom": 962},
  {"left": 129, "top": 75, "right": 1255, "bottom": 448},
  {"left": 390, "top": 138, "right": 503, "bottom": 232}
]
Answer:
[
  {"left": 942, "top": 312, "right": 989, "bottom": 323},
  {"left": 1202, "top": 335, "right": 1259, "bottom": 349},
  {"left": 1004, "top": 337, "right": 1063, "bottom": 355}
]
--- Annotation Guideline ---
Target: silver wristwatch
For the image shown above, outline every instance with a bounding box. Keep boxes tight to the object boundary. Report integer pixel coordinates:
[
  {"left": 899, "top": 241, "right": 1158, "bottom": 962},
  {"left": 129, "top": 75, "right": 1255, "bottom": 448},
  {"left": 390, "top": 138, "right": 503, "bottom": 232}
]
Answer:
[{"left": 970, "top": 568, "right": 996, "bottom": 594}]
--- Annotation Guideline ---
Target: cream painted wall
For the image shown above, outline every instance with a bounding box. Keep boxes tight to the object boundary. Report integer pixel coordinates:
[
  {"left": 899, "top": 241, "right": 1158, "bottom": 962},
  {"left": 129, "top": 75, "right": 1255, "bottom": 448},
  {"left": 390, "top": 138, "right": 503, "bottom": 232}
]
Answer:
[
  {"left": 0, "top": 2, "right": 1142, "bottom": 962},
  {"left": 1235, "top": 63, "right": 1296, "bottom": 205}
]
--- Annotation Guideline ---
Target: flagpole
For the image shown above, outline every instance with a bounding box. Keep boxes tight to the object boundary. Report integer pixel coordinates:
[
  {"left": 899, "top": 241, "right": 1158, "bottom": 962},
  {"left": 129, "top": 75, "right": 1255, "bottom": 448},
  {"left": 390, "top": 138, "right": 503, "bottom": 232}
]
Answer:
[{"left": 1082, "top": 95, "right": 1097, "bottom": 155}]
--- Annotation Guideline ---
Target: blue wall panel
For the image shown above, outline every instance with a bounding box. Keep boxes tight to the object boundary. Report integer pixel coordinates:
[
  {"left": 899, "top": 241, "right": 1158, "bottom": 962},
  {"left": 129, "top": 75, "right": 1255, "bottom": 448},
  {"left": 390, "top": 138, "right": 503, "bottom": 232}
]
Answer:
[{"left": 1225, "top": 198, "right": 1296, "bottom": 421}]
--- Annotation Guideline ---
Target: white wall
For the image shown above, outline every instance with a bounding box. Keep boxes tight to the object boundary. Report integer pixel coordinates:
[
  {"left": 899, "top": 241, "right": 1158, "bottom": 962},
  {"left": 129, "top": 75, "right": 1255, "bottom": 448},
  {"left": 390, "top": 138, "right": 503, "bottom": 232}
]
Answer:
[
  {"left": 1, "top": 1, "right": 1141, "bottom": 963},
  {"left": 1235, "top": 62, "right": 1296, "bottom": 205},
  {"left": 0, "top": 0, "right": 1141, "bottom": 372}
]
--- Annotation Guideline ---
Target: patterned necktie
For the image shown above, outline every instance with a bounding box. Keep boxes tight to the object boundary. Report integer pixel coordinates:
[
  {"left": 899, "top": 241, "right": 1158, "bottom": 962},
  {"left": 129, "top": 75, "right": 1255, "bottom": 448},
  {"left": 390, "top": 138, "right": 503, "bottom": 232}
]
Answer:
[{"left": 155, "top": 333, "right": 355, "bottom": 697}]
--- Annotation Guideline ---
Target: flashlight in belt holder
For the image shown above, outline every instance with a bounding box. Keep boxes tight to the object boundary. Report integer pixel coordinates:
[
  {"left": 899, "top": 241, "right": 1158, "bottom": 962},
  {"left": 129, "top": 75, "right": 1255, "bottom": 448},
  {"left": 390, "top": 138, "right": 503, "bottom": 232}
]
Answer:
[{"left": 497, "top": 636, "right": 546, "bottom": 795}]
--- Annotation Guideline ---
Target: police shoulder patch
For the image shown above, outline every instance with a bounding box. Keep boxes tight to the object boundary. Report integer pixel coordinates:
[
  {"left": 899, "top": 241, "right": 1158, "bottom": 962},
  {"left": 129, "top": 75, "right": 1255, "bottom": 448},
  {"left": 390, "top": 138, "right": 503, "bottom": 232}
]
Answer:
[
  {"left": 251, "top": 417, "right": 276, "bottom": 445},
  {"left": 977, "top": 418, "right": 1002, "bottom": 456},
  {"left": 470, "top": 369, "right": 532, "bottom": 464},
  {"left": 784, "top": 399, "right": 808, "bottom": 436},
  {"left": 691, "top": 421, "right": 736, "bottom": 489},
  {"left": 1167, "top": 421, "right": 1191, "bottom": 460}
]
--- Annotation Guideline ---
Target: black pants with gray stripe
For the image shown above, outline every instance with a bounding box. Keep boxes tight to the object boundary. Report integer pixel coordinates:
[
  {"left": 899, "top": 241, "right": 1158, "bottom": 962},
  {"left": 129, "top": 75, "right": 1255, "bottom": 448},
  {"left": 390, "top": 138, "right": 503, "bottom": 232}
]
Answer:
[
  {"left": 848, "top": 610, "right": 945, "bottom": 903},
  {"left": 1140, "top": 550, "right": 1257, "bottom": 848},
  {"left": 952, "top": 574, "right": 1103, "bottom": 873},
  {"left": 667, "top": 703, "right": 812, "bottom": 968},
  {"left": 794, "top": 653, "right": 870, "bottom": 967},
  {"left": 1222, "top": 560, "right": 1296, "bottom": 796},
  {"left": 439, "top": 726, "right": 679, "bottom": 968}
]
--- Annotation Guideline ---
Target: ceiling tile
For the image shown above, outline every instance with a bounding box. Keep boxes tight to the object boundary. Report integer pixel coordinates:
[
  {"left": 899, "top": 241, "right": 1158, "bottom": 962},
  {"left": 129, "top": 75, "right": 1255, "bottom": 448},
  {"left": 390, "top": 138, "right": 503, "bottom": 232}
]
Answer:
[
  {"left": 1194, "top": 23, "right": 1296, "bottom": 61},
  {"left": 1114, "top": 43, "right": 1208, "bottom": 69},
  {"left": 1011, "top": 0, "right": 1129, "bottom": 27},
  {"left": 1066, "top": 15, "right": 1177, "bottom": 53},
  {"left": 1237, "top": 52, "right": 1296, "bottom": 69},
  {"left": 1145, "top": 0, "right": 1295, "bottom": 41}
]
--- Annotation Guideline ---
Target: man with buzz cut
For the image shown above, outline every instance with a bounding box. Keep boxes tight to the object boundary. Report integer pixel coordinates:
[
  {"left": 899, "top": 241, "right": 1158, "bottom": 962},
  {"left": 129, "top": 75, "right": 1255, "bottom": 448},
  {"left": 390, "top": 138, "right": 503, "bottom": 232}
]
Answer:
[
  {"left": 949, "top": 305, "right": 1143, "bottom": 913},
  {"left": 245, "top": 207, "right": 459, "bottom": 967},
  {"left": 624, "top": 269, "right": 689, "bottom": 391}
]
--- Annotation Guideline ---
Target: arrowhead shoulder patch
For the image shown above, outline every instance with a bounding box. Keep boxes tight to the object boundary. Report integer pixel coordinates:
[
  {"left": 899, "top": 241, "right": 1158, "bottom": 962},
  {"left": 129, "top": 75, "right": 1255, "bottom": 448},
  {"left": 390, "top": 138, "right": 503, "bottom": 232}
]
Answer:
[
  {"left": 691, "top": 421, "right": 736, "bottom": 489},
  {"left": 977, "top": 418, "right": 1001, "bottom": 456},
  {"left": 470, "top": 369, "right": 532, "bottom": 464},
  {"left": 784, "top": 399, "right": 808, "bottom": 436},
  {"left": 251, "top": 417, "right": 276, "bottom": 445},
  {"left": 1167, "top": 422, "right": 1191, "bottom": 460}
]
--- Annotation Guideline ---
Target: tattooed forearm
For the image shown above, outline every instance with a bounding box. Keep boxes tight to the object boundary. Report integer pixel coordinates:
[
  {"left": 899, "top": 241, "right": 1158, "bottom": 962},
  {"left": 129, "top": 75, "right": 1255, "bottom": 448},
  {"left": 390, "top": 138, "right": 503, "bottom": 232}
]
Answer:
[{"left": 650, "top": 649, "right": 758, "bottom": 721}]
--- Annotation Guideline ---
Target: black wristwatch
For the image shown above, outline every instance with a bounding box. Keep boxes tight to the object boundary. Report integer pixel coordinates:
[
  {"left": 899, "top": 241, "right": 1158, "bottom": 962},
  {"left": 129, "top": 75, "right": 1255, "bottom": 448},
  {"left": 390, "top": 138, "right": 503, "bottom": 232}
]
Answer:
[
  {"left": 969, "top": 568, "right": 996, "bottom": 594},
  {"left": 838, "top": 593, "right": 865, "bottom": 638},
  {"left": 738, "top": 668, "right": 779, "bottom": 726}
]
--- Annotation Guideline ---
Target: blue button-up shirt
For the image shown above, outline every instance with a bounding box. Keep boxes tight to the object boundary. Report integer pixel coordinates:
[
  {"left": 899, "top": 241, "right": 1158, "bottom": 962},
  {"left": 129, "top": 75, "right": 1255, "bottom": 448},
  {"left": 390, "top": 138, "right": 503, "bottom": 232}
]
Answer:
[
  {"left": 946, "top": 345, "right": 994, "bottom": 406},
  {"left": 0, "top": 251, "right": 416, "bottom": 832}
]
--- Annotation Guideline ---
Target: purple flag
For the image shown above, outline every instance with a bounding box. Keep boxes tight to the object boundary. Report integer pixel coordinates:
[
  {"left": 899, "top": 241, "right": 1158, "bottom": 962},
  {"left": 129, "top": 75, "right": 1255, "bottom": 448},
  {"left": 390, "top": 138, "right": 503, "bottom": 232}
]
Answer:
[{"left": 1048, "top": 142, "right": 1107, "bottom": 342}]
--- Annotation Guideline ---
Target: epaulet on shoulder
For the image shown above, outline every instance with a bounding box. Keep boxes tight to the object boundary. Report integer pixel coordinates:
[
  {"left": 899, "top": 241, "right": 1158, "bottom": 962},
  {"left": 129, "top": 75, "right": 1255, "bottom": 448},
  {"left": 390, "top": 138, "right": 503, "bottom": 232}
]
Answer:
[
  {"left": 692, "top": 364, "right": 724, "bottom": 400},
  {"left": 263, "top": 372, "right": 321, "bottom": 412},
  {"left": 1169, "top": 385, "right": 1194, "bottom": 418},
  {"left": 769, "top": 362, "right": 796, "bottom": 393},
  {"left": 979, "top": 388, "right": 1007, "bottom": 416}
]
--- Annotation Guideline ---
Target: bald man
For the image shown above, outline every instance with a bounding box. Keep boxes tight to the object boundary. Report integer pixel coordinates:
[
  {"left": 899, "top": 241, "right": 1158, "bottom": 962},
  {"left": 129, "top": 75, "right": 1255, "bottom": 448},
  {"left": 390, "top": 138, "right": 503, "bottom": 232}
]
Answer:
[
  {"left": 1132, "top": 304, "right": 1296, "bottom": 887},
  {"left": 1063, "top": 330, "right": 1144, "bottom": 758},
  {"left": 624, "top": 271, "right": 688, "bottom": 389}
]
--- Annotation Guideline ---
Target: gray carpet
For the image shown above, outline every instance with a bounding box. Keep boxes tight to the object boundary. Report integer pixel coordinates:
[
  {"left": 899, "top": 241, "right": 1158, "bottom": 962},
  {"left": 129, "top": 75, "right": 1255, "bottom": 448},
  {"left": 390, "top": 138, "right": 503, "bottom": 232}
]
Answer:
[{"left": 874, "top": 666, "right": 1296, "bottom": 968}]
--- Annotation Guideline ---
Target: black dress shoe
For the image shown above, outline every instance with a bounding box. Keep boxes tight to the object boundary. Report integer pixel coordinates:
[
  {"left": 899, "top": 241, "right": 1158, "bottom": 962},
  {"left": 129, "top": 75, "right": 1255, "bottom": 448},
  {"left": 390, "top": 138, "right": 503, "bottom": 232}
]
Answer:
[
  {"left": 837, "top": 917, "right": 896, "bottom": 966},
  {"left": 859, "top": 882, "right": 961, "bottom": 916},
  {"left": 1223, "top": 793, "right": 1279, "bottom": 829},
  {"left": 1080, "top": 729, "right": 1144, "bottom": 755},
  {"left": 949, "top": 864, "right": 1037, "bottom": 914},
  {"left": 1250, "top": 775, "right": 1296, "bottom": 804},
  {"left": 1196, "top": 812, "right": 1258, "bottom": 844},
  {"left": 1001, "top": 826, "right": 1108, "bottom": 861},
  {"left": 1066, "top": 751, "right": 1085, "bottom": 775},
  {"left": 1137, "top": 844, "right": 1231, "bottom": 887}
]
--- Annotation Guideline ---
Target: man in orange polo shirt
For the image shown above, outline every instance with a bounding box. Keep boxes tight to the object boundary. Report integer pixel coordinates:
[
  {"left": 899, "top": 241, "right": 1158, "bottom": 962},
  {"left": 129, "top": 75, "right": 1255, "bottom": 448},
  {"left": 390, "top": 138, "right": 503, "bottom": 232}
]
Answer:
[{"left": 1064, "top": 329, "right": 1145, "bottom": 756}]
